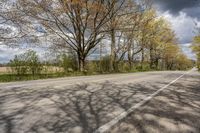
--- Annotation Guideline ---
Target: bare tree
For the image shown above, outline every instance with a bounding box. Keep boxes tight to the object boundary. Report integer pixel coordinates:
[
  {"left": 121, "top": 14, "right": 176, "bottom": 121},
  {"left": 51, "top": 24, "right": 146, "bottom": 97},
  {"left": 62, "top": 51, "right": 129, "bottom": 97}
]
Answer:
[
  {"left": 11, "top": 0, "right": 125, "bottom": 71},
  {"left": 0, "top": 0, "right": 32, "bottom": 47},
  {"left": 106, "top": 0, "right": 153, "bottom": 71},
  {"left": 106, "top": 0, "right": 139, "bottom": 71}
]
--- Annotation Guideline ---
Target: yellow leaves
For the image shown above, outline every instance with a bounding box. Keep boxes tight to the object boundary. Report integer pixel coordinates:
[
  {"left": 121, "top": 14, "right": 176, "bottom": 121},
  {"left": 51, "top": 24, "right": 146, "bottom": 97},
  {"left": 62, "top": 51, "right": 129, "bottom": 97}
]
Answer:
[
  {"left": 65, "top": 0, "right": 82, "bottom": 5},
  {"left": 165, "top": 44, "right": 179, "bottom": 54},
  {"left": 192, "top": 36, "right": 200, "bottom": 53},
  {"left": 63, "top": 0, "right": 105, "bottom": 12},
  {"left": 142, "top": 9, "right": 156, "bottom": 20},
  {"left": 194, "top": 36, "right": 200, "bottom": 43},
  {"left": 176, "top": 53, "right": 193, "bottom": 69}
]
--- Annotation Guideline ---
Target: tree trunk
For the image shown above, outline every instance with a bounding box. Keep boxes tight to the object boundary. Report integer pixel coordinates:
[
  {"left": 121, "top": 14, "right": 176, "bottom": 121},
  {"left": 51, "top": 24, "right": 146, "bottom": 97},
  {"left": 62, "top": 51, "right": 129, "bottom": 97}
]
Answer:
[
  {"left": 99, "top": 43, "right": 103, "bottom": 72},
  {"left": 141, "top": 47, "right": 145, "bottom": 69},
  {"left": 141, "top": 48, "right": 144, "bottom": 63},
  {"left": 155, "top": 58, "right": 159, "bottom": 70},
  {"left": 128, "top": 39, "right": 132, "bottom": 70},
  {"left": 110, "top": 29, "right": 116, "bottom": 72},
  {"left": 79, "top": 59, "right": 85, "bottom": 72},
  {"left": 78, "top": 53, "right": 86, "bottom": 72},
  {"left": 161, "top": 59, "right": 165, "bottom": 70},
  {"left": 149, "top": 47, "right": 154, "bottom": 69}
]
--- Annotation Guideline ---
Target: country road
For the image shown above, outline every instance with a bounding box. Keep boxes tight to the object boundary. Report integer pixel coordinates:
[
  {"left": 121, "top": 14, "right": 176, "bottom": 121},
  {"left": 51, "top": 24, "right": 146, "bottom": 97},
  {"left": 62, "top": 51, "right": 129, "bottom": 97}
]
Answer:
[{"left": 0, "top": 69, "right": 200, "bottom": 133}]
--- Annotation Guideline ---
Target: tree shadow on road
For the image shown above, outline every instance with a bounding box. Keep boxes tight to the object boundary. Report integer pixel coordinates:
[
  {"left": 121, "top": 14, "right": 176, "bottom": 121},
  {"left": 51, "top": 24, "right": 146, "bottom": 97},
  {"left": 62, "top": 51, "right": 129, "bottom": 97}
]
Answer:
[
  {"left": 0, "top": 80, "right": 160, "bottom": 133},
  {"left": 110, "top": 74, "right": 200, "bottom": 133},
  {"left": 0, "top": 74, "right": 199, "bottom": 133}
]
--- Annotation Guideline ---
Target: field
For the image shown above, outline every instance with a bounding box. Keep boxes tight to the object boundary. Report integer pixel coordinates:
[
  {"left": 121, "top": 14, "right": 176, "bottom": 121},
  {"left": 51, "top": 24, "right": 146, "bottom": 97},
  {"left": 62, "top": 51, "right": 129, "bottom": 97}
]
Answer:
[
  {"left": 0, "top": 66, "right": 65, "bottom": 82},
  {"left": 0, "top": 66, "right": 64, "bottom": 74},
  {"left": 0, "top": 67, "right": 11, "bottom": 74}
]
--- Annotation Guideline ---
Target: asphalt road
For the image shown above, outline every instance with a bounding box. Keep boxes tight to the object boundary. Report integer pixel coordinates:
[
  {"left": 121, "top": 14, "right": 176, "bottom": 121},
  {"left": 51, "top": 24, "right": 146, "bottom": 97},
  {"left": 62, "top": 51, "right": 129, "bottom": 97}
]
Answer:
[{"left": 0, "top": 69, "right": 199, "bottom": 133}]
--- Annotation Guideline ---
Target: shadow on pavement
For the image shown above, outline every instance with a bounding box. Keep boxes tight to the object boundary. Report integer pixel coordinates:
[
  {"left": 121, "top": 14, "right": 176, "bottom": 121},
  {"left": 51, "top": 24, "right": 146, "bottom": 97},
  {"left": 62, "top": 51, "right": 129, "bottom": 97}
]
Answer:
[
  {"left": 0, "top": 73, "right": 199, "bottom": 133},
  {"left": 110, "top": 74, "right": 200, "bottom": 133},
  {"left": 0, "top": 80, "right": 161, "bottom": 133}
]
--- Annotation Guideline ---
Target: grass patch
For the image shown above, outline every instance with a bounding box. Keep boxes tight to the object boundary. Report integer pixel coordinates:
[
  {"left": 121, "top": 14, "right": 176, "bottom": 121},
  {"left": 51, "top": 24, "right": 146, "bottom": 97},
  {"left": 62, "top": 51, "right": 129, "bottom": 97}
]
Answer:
[
  {"left": 0, "top": 72, "right": 103, "bottom": 82},
  {"left": 0, "top": 66, "right": 192, "bottom": 83},
  {"left": 0, "top": 70, "right": 137, "bottom": 82}
]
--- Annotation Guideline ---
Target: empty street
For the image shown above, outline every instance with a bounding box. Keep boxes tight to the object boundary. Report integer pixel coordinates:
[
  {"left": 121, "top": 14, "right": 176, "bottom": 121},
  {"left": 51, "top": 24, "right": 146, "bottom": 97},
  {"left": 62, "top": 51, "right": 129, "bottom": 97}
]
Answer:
[{"left": 0, "top": 69, "right": 200, "bottom": 133}]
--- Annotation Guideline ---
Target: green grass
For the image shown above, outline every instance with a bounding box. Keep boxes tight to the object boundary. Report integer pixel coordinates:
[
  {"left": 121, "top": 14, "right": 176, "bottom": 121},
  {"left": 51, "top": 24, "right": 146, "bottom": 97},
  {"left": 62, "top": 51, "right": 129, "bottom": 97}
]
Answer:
[
  {"left": 0, "top": 74, "right": 62, "bottom": 82},
  {"left": 0, "top": 66, "right": 193, "bottom": 83},
  {"left": 0, "top": 70, "right": 138, "bottom": 82},
  {"left": 0, "top": 72, "right": 103, "bottom": 82}
]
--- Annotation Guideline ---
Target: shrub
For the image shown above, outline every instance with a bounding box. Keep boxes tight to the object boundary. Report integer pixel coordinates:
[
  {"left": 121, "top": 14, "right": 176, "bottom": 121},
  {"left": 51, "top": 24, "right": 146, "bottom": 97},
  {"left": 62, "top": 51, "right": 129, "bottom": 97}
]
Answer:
[
  {"left": 59, "top": 53, "right": 77, "bottom": 73},
  {"left": 99, "top": 56, "right": 110, "bottom": 73},
  {"left": 9, "top": 50, "right": 43, "bottom": 76},
  {"left": 9, "top": 55, "right": 28, "bottom": 75},
  {"left": 86, "top": 61, "right": 99, "bottom": 74}
]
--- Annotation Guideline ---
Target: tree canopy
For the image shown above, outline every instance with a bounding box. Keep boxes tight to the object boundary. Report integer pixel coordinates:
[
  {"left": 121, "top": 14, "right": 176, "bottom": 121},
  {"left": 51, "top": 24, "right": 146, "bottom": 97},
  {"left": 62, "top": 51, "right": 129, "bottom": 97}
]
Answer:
[{"left": 1, "top": 0, "right": 193, "bottom": 72}]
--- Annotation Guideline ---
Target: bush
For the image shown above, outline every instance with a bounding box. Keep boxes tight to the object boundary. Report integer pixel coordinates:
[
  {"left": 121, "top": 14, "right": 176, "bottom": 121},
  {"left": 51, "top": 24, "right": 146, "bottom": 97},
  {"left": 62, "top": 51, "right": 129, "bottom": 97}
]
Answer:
[
  {"left": 99, "top": 56, "right": 110, "bottom": 73},
  {"left": 26, "top": 50, "right": 43, "bottom": 75},
  {"left": 59, "top": 53, "right": 77, "bottom": 73},
  {"left": 9, "top": 50, "right": 43, "bottom": 76},
  {"left": 117, "top": 62, "right": 129, "bottom": 72},
  {"left": 134, "top": 63, "right": 150, "bottom": 71},
  {"left": 86, "top": 61, "right": 99, "bottom": 74},
  {"left": 10, "top": 55, "right": 28, "bottom": 75}
]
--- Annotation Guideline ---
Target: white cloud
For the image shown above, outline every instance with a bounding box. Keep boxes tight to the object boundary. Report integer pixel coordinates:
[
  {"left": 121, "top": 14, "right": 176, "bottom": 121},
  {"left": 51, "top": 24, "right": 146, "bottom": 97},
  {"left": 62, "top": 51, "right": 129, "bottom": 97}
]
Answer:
[
  {"left": 161, "top": 11, "right": 196, "bottom": 43},
  {"left": 0, "top": 45, "right": 26, "bottom": 63},
  {"left": 0, "top": 45, "right": 47, "bottom": 63},
  {"left": 157, "top": 11, "right": 198, "bottom": 60},
  {"left": 180, "top": 43, "right": 196, "bottom": 60}
]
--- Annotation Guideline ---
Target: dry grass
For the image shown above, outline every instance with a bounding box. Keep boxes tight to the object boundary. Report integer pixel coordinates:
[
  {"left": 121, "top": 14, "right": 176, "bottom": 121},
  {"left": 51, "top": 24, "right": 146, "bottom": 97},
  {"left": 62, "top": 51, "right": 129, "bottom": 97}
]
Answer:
[
  {"left": 0, "top": 66, "right": 64, "bottom": 74},
  {"left": 42, "top": 66, "right": 64, "bottom": 73},
  {"left": 0, "top": 67, "right": 11, "bottom": 74}
]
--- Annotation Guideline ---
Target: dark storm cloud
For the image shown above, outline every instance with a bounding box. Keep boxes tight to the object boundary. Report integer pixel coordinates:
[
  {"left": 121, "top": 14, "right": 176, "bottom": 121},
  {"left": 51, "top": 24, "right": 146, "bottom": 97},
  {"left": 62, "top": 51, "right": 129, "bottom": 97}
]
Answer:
[
  {"left": 153, "top": 0, "right": 200, "bottom": 18},
  {"left": 183, "top": 7, "right": 200, "bottom": 18},
  {"left": 152, "top": 0, "right": 199, "bottom": 59}
]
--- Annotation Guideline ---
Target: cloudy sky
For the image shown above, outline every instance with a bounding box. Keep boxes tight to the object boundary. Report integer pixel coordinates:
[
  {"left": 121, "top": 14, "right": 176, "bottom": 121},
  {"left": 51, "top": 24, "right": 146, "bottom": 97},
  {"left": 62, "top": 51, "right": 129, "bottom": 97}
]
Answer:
[
  {"left": 153, "top": 0, "right": 200, "bottom": 59},
  {"left": 0, "top": 0, "right": 199, "bottom": 63}
]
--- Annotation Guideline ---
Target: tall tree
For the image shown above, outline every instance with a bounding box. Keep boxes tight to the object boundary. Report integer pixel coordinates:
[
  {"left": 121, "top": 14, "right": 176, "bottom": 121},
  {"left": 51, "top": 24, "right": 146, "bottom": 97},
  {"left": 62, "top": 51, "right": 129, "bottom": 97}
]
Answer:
[
  {"left": 12, "top": 0, "right": 125, "bottom": 71},
  {"left": 192, "top": 36, "right": 200, "bottom": 70},
  {"left": 107, "top": 0, "right": 152, "bottom": 71}
]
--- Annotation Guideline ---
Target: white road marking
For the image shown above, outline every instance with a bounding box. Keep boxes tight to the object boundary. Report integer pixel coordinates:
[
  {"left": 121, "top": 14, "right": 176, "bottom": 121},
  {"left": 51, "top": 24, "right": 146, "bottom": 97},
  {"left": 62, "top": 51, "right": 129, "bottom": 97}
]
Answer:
[{"left": 94, "top": 69, "right": 192, "bottom": 133}]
